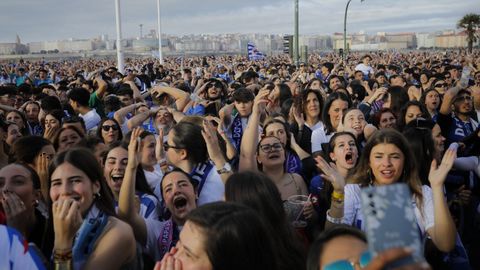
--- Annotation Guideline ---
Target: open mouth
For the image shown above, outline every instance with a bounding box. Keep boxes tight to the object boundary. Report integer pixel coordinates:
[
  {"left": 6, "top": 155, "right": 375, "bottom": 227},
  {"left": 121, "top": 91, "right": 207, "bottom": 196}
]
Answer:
[
  {"left": 268, "top": 152, "right": 281, "bottom": 160},
  {"left": 173, "top": 196, "right": 188, "bottom": 210},
  {"left": 111, "top": 174, "right": 124, "bottom": 183},
  {"left": 380, "top": 170, "right": 394, "bottom": 178},
  {"left": 345, "top": 152, "right": 354, "bottom": 165},
  {"left": 352, "top": 124, "right": 362, "bottom": 132}
]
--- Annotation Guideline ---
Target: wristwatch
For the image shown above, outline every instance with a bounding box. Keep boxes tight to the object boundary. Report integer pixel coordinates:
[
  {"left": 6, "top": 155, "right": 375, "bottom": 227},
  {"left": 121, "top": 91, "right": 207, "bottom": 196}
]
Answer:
[{"left": 216, "top": 162, "right": 232, "bottom": 175}]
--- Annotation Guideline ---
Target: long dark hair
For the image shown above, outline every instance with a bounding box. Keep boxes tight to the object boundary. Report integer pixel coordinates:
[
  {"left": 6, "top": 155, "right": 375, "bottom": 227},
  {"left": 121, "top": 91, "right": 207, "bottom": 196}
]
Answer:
[
  {"left": 96, "top": 118, "right": 123, "bottom": 144},
  {"left": 225, "top": 171, "right": 306, "bottom": 270},
  {"left": 171, "top": 122, "right": 208, "bottom": 165},
  {"left": 347, "top": 129, "right": 424, "bottom": 208},
  {"left": 322, "top": 92, "right": 351, "bottom": 135},
  {"left": 49, "top": 148, "right": 116, "bottom": 216},
  {"left": 13, "top": 136, "right": 52, "bottom": 165},
  {"left": 187, "top": 202, "right": 280, "bottom": 270}
]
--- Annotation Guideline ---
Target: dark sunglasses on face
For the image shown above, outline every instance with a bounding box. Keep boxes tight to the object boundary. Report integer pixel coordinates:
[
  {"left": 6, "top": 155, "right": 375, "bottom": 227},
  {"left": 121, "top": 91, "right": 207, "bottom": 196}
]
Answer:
[
  {"left": 454, "top": 95, "right": 472, "bottom": 103},
  {"left": 259, "top": 142, "right": 283, "bottom": 153},
  {"left": 102, "top": 125, "right": 119, "bottom": 131},
  {"left": 435, "top": 83, "right": 447, "bottom": 88}
]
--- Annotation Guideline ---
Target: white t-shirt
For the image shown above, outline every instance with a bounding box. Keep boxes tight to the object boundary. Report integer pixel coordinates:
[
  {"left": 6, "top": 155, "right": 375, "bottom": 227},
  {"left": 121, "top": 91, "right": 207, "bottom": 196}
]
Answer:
[
  {"left": 144, "top": 164, "right": 164, "bottom": 201},
  {"left": 355, "top": 63, "right": 374, "bottom": 76},
  {"left": 80, "top": 109, "right": 101, "bottom": 131},
  {"left": 306, "top": 120, "right": 324, "bottom": 132},
  {"left": 195, "top": 164, "right": 225, "bottom": 206},
  {"left": 311, "top": 128, "right": 334, "bottom": 153},
  {"left": 343, "top": 184, "right": 435, "bottom": 236}
]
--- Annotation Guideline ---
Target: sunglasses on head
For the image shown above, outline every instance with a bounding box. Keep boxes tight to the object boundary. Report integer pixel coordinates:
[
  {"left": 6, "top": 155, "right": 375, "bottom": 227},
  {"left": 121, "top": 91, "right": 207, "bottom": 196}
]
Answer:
[
  {"left": 259, "top": 142, "right": 283, "bottom": 153},
  {"left": 323, "top": 251, "right": 372, "bottom": 270},
  {"left": 101, "top": 125, "right": 119, "bottom": 131}
]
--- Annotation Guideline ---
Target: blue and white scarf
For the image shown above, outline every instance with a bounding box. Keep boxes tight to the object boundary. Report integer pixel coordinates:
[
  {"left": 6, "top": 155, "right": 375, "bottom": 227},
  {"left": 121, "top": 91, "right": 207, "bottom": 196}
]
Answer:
[
  {"left": 190, "top": 162, "right": 214, "bottom": 196},
  {"left": 285, "top": 151, "right": 302, "bottom": 175},
  {"left": 72, "top": 205, "right": 109, "bottom": 270},
  {"left": 231, "top": 114, "right": 243, "bottom": 151}
]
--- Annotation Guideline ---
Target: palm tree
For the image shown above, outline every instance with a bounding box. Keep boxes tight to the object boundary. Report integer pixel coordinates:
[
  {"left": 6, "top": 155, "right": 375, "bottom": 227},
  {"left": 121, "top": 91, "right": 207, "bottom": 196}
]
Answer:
[{"left": 457, "top": 13, "right": 480, "bottom": 53}]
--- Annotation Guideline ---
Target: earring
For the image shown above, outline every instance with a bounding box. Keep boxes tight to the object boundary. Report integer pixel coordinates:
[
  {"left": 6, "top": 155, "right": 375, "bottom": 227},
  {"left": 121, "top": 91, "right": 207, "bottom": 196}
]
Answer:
[
  {"left": 94, "top": 192, "right": 101, "bottom": 199},
  {"left": 33, "top": 199, "right": 39, "bottom": 207}
]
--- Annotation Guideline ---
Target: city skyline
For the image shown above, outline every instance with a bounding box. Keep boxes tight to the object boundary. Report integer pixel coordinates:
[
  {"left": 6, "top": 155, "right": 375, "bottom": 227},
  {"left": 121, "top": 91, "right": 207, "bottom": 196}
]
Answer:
[{"left": 1, "top": 0, "right": 479, "bottom": 43}]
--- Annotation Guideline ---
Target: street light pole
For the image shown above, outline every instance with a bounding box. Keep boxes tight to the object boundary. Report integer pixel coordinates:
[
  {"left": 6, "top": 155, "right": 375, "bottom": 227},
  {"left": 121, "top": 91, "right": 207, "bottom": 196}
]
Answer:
[
  {"left": 156, "top": 0, "right": 164, "bottom": 64},
  {"left": 114, "top": 0, "right": 124, "bottom": 72},
  {"left": 343, "top": 0, "right": 364, "bottom": 61},
  {"left": 294, "top": 0, "right": 299, "bottom": 66}
]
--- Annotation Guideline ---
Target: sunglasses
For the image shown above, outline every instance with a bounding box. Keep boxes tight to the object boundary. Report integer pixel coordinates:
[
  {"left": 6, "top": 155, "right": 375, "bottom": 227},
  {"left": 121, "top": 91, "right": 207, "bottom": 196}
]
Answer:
[
  {"left": 435, "top": 83, "right": 447, "bottom": 88},
  {"left": 323, "top": 251, "right": 372, "bottom": 270},
  {"left": 164, "top": 142, "right": 182, "bottom": 151},
  {"left": 454, "top": 95, "right": 472, "bottom": 103},
  {"left": 259, "top": 142, "right": 283, "bottom": 153},
  {"left": 101, "top": 125, "right": 119, "bottom": 132}
]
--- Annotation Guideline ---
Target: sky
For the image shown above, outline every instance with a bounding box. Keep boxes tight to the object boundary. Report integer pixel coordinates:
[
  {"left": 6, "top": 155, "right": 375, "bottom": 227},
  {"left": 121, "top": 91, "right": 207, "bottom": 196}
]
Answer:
[{"left": 1, "top": 0, "right": 479, "bottom": 43}]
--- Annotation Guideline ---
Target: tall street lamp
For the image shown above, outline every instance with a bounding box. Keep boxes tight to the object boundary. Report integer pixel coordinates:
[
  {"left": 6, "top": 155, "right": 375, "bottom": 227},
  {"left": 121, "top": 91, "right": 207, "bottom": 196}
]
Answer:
[
  {"left": 294, "top": 0, "right": 299, "bottom": 66},
  {"left": 156, "top": 0, "right": 164, "bottom": 64},
  {"left": 343, "top": 0, "right": 364, "bottom": 60},
  {"left": 114, "top": 0, "right": 124, "bottom": 72}
]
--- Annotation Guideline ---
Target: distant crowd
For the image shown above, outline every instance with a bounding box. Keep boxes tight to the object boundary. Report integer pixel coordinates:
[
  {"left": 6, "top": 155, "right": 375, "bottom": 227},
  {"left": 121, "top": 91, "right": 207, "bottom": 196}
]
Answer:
[{"left": 0, "top": 49, "right": 479, "bottom": 270}]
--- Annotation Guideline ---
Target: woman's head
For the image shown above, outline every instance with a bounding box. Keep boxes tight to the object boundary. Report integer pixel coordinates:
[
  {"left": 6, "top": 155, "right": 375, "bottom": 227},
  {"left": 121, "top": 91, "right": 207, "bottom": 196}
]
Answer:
[
  {"left": 322, "top": 92, "right": 351, "bottom": 134},
  {"left": 49, "top": 148, "right": 115, "bottom": 216},
  {"left": 124, "top": 130, "right": 157, "bottom": 168},
  {"left": 177, "top": 202, "right": 278, "bottom": 270},
  {"left": 342, "top": 108, "right": 367, "bottom": 137},
  {"left": 349, "top": 129, "right": 422, "bottom": 192},
  {"left": 5, "top": 122, "right": 21, "bottom": 146},
  {"left": 397, "top": 101, "right": 430, "bottom": 131},
  {"left": 97, "top": 118, "right": 122, "bottom": 145},
  {"left": 53, "top": 126, "right": 84, "bottom": 152},
  {"left": 0, "top": 163, "right": 41, "bottom": 214},
  {"left": 262, "top": 119, "right": 290, "bottom": 147},
  {"left": 302, "top": 89, "right": 323, "bottom": 122},
  {"left": 402, "top": 118, "right": 436, "bottom": 183},
  {"left": 384, "top": 86, "right": 409, "bottom": 118},
  {"left": 256, "top": 136, "right": 285, "bottom": 169},
  {"left": 372, "top": 108, "right": 397, "bottom": 129},
  {"left": 307, "top": 226, "right": 367, "bottom": 270},
  {"left": 225, "top": 171, "right": 285, "bottom": 226},
  {"left": 420, "top": 89, "right": 441, "bottom": 114},
  {"left": 326, "top": 132, "right": 359, "bottom": 172},
  {"left": 44, "top": 109, "right": 64, "bottom": 131},
  {"left": 6, "top": 110, "right": 27, "bottom": 132},
  {"left": 167, "top": 122, "right": 208, "bottom": 166},
  {"left": 13, "top": 136, "right": 55, "bottom": 166}
]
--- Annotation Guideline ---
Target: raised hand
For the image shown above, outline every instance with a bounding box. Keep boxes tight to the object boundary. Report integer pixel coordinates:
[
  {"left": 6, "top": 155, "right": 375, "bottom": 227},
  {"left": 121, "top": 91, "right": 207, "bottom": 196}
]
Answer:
[
  {"left": 2, "top": 190, "right": 32, "bottom": 235},
  {"left": 428, "top": 147, "right": 456, "bottom": 188},
  {"left": 52, "top": 198, "right": 83, "bottom": 250},
  {"left": 201, "top": 119, "right": 223, "bottom": 164},
  {"left": 127, "top": 128, "right": 143, "bottom": 170},
  {"left": 314, "top": 155, "right": 346, "bottom": 192}
]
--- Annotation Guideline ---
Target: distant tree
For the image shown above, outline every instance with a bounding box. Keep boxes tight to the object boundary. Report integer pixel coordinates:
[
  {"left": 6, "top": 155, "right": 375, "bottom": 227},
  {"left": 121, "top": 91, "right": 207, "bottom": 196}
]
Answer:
[{"left": 457, "top": 13, "right": 480, "bottom": 53}]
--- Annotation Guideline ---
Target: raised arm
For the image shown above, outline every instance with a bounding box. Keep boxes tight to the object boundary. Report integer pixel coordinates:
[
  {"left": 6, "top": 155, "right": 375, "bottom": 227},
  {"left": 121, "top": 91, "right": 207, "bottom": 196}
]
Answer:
[
  {"left": 426, "top": 147, "right": 457, "bottom": 252},
  {"left": 114, "top": 103, "right": 138, "bottom": 125},
  {"left": 117, "top": 128, "right": 148, "bottom": 245},
  {"left": 238, "top": 89, "right": 269, "bottom": 171},
  {"left": 439, "top": 86, "right": 462, "bottom": 116},
  {"left": 150, "top": 85, "right": 190, "bottom": 112}
]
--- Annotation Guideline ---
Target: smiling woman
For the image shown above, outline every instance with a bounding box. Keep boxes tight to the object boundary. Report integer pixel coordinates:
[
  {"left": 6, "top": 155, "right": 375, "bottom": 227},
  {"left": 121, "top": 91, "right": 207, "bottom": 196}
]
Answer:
[{"left": 48, "top": 148, "right": 136, "bottom": 270}]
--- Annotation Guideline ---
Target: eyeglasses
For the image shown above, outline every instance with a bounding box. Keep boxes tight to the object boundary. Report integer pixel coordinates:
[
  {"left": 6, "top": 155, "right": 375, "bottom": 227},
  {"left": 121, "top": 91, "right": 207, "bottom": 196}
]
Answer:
[
  {"left": 259, "top": 142, "right": 283, "bottom": 153},
  {"left": 435, "top": 83, "right": 447, "bottom": 88},
  {"left": 323, "top": 251, "right": 372, "bottom": 270},
  {"left": 164, "top": 142, "right": 182, "bottom": 151},
  {"left": 454, "top": 95, "right": 472, "bottom": 103},
  {"left": 102, "top": 125, "right": 119, "bottom": 132}
]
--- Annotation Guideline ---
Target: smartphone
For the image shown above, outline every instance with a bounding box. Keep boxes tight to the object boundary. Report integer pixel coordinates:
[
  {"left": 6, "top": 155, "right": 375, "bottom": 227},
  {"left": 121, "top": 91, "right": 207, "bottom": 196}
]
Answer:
[
  {"left": 360, "top": 183, "right": 424, "bottom": 269},
  {"left": 459, "top": 67, "right": 471, "bottom": 88}
]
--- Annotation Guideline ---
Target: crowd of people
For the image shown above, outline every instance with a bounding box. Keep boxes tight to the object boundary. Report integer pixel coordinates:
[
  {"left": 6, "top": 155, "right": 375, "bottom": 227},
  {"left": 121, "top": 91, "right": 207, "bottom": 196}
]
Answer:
[{"left": 0, "top": 49, "right": 479, "bottom": 269}]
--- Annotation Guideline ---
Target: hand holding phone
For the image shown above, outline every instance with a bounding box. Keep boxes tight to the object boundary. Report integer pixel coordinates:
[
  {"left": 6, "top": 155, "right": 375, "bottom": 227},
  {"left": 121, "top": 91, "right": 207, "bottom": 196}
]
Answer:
[{"left": 360, "top": 183, "right": 424, "bottom": 270}]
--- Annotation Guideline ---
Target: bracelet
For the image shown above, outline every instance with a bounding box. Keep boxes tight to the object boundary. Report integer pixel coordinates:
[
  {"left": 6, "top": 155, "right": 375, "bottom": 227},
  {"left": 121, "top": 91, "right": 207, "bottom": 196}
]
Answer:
[
  {"left": 332, "top": 191, "right": 345, "bottom": 200},
  {"left": 54, "top": 260, "right": 72, "bottom": 270},
  {"left": 365, "top": 101, "right": 371, "bottom": 106},
  {"left": 53, "top": 249, "right": 72, "bottom": 262},
  {"left": 326, "top": 209, "right": 343, "bottom": 224}
]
